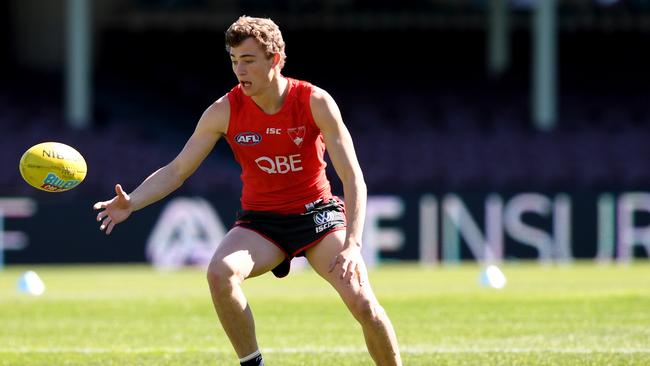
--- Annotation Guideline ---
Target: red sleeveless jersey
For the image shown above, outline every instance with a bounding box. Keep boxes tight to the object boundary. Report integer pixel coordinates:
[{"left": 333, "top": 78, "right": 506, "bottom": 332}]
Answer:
[{"left": 225, "top": 78, "right": 332, "bottom": 213}]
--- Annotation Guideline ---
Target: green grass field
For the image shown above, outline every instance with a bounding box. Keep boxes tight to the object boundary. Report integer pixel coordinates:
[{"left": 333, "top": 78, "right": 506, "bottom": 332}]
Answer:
[{"left": 1, "top": 262, "right": 649, "bottom": 365}]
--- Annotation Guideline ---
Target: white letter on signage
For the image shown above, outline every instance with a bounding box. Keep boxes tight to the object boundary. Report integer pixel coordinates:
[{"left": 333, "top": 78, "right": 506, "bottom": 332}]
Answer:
[
  {"left": 504, "top": 193, "right": 554, "bottom": 262},
  {"left": 442, "top": 194, "right": 503, "bottom": 263},
  {"left": 364, "top": 196, "right": 405, "bottom": 268},
  {"left": 617, "top": 192, "right": 650, "bottom": 263},
  {"left": 419, "top": 195, "right": 438, "bottom": 265}
]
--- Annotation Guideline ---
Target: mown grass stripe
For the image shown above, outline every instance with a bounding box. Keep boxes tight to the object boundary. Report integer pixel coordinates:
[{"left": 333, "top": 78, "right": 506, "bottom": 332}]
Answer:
[{"left": 1, "top": 347, "right": 650, "bottom": 354}]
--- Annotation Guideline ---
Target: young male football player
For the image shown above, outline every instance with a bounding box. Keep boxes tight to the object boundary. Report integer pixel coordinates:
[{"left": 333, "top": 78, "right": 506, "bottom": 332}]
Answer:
[{"left": 94, "top": 16, "right": 402, "bottom": 366}]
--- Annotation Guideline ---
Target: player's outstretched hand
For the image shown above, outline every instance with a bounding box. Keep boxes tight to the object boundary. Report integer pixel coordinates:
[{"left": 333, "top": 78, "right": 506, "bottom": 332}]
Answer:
[{"left": 93, "top": 184, "right": 133, "bottom": 235}]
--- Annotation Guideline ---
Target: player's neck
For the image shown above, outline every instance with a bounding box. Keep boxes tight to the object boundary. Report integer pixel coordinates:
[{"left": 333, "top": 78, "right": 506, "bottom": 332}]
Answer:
[{"left": 251, "top": 75, "right": 288, "bottom": 115}]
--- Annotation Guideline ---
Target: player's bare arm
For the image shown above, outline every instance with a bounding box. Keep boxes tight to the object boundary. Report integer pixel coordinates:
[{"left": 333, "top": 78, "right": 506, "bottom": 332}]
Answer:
[
  {"left": 93, "top": 96, "right": 230, "bottom": 234},
  {"left": 310, "top": 87, "right": 368, "bottom": 285}
]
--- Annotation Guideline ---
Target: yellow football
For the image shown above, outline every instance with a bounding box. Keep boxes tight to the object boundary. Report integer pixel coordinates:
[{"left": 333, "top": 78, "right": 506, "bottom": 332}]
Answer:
[{"left": 19, "top": 142, "right": 87, "bottom": 192}]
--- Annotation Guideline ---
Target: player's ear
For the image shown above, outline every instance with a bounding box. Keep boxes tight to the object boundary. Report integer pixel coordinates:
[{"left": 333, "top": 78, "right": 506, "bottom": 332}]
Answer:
[{"left": 272, "top": 53, "right": 281, "bottom": 68}]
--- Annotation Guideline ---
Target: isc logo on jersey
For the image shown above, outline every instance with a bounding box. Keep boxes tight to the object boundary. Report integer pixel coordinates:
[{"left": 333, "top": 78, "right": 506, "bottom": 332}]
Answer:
[{"left": 235, "top": 132, "right": 261, "bottom": 145}]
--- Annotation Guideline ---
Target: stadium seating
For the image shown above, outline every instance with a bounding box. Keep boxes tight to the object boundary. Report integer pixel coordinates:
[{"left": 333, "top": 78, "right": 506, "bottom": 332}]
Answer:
[{"left": 3, "top": 81, "right": 650, "bottom": 197}]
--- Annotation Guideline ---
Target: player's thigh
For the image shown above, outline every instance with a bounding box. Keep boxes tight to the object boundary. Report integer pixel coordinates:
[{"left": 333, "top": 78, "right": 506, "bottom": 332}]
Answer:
[
  {"left": 210, "top": 226, "right": 285, "bottom": 280},
  {"left": 305, "top": 230, "right": 377, "bottom": 303}
]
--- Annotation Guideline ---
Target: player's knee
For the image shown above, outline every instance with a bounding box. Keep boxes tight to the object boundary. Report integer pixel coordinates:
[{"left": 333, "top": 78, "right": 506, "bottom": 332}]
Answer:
[{"left": 206, "top": 260, "right": 243, "bottom": 294}]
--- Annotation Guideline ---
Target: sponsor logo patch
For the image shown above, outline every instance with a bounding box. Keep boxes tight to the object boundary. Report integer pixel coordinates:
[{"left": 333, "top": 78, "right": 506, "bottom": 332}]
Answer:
[
  {"left": 313, "top": 211, "right": 345, "bottom": 233},
  {"left": 235, "top": 132, "right": 262, "bottom": 146},
  {"left": 313, "top": 211, "right": 333, "bottom": 225},
  {"left": 254, "top": 154, "right": 303, "bottom": 174}
]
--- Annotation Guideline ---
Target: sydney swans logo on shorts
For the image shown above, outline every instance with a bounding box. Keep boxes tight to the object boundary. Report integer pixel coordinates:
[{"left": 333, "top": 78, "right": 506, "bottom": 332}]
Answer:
[
  {"left": 235, "top": 132, "right": 261, "bottom": 146},
  {"left": 313, "top": 211, "right": 345, "bottom": 233},
  {"left": 287, "top": 126, "right": 306, "bottom": 147}
]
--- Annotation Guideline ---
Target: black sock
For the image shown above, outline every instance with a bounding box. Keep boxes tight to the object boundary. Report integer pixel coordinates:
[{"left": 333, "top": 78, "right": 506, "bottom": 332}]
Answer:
[{"left": 239, "top": 350, "right": 264, "bottom": 366}]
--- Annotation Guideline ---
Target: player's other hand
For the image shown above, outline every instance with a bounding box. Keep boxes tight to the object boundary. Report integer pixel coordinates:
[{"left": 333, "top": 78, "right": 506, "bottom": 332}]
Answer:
[
  {"left": 328, "top": 243, "right": 365, "bottom": 287},
  {"left": 93, "top": 184, "right": 133, "bottom": 235}
]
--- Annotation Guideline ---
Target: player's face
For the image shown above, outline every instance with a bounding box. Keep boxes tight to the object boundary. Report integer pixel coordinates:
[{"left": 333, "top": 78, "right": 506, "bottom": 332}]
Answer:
[{"left": 229, "top": 38, "right": 275, "bottom": 96}]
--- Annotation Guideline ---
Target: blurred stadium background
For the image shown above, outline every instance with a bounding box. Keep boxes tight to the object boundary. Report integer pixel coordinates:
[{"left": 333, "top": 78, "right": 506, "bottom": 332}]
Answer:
[
  {"left": 2, "top": 1, "right": 650, "bottom": 365},
  {"left": 1, "top": 0, "right": 650, "bottom": 266}
]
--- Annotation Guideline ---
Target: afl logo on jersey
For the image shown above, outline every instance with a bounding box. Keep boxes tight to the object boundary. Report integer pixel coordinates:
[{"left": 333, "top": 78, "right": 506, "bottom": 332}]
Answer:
[{"left": 235, "top": 132, "right": 262, "bottom": 146}]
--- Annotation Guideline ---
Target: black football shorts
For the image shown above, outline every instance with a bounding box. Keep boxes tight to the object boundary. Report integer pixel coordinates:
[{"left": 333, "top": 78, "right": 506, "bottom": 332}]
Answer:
[{"left": 234, "top": 197, "right": 347, "bottom": 278}]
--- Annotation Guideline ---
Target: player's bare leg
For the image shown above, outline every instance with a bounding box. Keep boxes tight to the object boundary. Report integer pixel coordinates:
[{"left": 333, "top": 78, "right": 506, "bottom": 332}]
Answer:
[
  {"left": 305, "top": 230, "right": 402, "bottom": 366},
  {"left": 206, "top": 227, "right": 285, "bottom": 358}
]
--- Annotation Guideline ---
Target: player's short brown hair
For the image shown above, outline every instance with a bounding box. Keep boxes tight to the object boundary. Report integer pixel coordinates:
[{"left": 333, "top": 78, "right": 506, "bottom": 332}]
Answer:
[{"left": 225, "top": 16, "right": 286, "bottom": 69}]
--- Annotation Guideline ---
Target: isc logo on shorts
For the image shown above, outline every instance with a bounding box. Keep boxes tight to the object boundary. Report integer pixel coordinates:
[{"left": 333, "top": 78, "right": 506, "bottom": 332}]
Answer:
[{"left": 313, "top": 211, "right": 345, "bottom": 233}]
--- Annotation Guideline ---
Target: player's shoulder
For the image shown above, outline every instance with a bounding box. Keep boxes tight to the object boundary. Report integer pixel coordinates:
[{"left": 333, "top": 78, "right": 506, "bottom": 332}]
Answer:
[
  {"left": 199, "top": 94, "right": 230, "bottom": 134},
  {"left": 306, "top": 83, "right": 343, "bottom": 131},
  {"left": 302, "top": 80, "right": 332, "bottom": 103},
  {"left": 308, "top": 83, "right": 338, "bottom": 112},
  {"left": 206, "top": 94, "right": 230, "bottom": 119}
]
